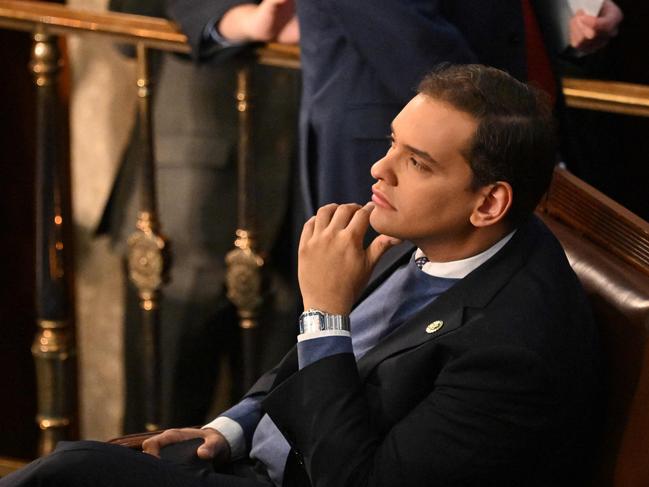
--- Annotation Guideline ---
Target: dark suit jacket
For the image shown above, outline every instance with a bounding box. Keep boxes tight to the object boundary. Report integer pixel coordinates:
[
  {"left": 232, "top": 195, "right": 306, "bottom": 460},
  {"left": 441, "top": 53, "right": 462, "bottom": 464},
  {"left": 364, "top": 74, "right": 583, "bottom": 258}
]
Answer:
[
  {"left": 245, "top": 217, "right": 601, "bottom": 487},
  {"left": 169, "top": 0, "right": 568, "bottom": 216}
]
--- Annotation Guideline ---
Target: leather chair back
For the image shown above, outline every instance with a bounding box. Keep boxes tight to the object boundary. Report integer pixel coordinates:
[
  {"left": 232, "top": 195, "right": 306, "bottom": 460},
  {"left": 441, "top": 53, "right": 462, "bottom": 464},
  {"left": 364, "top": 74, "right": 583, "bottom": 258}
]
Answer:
[{"left": 538, "top": 168, "right": 649, "bottom": 487}]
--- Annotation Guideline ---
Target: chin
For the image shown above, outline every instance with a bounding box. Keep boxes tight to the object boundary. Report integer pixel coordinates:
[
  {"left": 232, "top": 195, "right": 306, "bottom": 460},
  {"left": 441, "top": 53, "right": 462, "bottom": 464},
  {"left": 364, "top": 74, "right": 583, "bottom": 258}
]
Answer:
[
  {"left": 368, "top": 212, "right": 386, "bottom": 234},
  {"left": 369, "top": 213, "right": 404, "bottom": 240}
]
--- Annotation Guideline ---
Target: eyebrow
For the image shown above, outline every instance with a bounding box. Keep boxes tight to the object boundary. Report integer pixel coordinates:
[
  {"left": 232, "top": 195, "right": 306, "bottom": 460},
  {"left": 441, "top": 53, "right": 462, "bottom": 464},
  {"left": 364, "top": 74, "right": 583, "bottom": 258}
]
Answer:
[{"left": 390, "top": 123, "right": 440, "bottom": 167}]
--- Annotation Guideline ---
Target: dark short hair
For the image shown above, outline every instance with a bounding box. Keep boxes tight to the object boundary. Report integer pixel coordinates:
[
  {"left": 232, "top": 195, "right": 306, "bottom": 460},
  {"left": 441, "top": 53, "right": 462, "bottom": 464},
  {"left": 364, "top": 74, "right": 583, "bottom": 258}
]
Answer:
[{"left": 418, "top": 64, "right": 557, "bottom": 226}]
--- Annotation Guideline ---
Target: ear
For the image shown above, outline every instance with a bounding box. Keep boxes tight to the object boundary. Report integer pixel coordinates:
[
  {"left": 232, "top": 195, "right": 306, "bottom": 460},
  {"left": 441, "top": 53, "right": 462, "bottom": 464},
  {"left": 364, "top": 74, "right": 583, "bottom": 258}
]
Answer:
[{"left": 469, "top": 181, "right": 513, "bottom": 228}]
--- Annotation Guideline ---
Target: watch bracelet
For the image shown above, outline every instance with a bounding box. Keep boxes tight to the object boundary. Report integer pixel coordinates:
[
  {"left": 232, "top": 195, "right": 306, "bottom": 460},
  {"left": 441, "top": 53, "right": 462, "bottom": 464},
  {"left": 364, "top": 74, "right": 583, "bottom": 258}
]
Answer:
[{"left": 299, "top": 309, "right": 350, "bottom": 334}]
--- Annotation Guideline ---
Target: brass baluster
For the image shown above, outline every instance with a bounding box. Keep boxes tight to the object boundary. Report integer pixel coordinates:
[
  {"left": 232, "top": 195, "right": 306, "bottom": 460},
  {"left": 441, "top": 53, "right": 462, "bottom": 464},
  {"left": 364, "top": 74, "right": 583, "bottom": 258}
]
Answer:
[
  {"left": 226, "top": 65, "right": 264, "bottom": 390},
  {"left": 126, "top": 42, "right": 168, "bottom": 431},
  {"left": 30, "top": 28, "right": 77, "bottom": 456}
]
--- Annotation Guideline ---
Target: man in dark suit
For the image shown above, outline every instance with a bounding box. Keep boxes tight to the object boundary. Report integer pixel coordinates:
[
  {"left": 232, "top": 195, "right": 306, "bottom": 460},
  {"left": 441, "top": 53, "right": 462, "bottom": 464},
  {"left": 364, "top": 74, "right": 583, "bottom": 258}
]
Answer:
[
  {"left": 169, "top": 0, "right": 622, "bottom": 217},
  {"left": 0, "top": 64, "right": 600, "bottom": 487}
]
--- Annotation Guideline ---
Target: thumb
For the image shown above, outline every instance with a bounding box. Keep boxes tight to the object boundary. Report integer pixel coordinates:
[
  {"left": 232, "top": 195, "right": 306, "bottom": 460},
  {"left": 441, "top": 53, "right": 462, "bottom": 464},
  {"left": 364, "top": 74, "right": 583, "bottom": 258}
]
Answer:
[
  {"left": 366, "top": 234, "right": 402, "bottom": 268},
  {"left": 196, "top": 437, "right": 217, "bottom": 460}
]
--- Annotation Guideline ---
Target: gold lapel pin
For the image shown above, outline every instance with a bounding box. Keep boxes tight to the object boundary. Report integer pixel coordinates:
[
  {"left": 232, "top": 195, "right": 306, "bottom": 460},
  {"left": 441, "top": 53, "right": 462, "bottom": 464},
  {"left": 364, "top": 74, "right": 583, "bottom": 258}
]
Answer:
[{"left": 426, "top": 320, "right": 444, "bottom": 334}]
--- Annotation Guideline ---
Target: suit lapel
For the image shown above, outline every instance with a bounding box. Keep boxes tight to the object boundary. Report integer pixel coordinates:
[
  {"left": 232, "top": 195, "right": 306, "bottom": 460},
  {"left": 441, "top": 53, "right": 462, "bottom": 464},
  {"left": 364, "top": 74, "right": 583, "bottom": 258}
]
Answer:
[
  {"left": 357, "top": 217, "right": 539, "bottom": 381},
  {"left": 357, "top": 285, "right": 466, "bottom": 380}
]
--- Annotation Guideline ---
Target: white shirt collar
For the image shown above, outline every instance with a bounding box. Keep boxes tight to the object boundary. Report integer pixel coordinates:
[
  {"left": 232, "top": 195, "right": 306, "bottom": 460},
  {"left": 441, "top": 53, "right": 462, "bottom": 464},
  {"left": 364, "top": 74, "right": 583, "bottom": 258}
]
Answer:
[{"left": 414, "top": 230, "right": 516, "bottom": 279}]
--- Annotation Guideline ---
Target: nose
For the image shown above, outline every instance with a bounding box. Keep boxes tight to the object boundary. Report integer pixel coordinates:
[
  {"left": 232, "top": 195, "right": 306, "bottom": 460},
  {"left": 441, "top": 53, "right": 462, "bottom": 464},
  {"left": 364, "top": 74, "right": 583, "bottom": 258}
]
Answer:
[{"left": 371, "top": 150, "right": 397, "bottom": 185}]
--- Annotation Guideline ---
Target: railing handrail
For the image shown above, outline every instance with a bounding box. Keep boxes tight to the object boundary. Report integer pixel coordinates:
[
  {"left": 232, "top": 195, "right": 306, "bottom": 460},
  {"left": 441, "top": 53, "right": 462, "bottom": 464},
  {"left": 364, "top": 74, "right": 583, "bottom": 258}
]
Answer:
[
  {"left": 0, "top": 0, "right": 189, "bottom": 52},
  {"left": 3, "top": 0, "right": 649, "bottom": 115},
  {"left": 563, "top": 77, "right": 649, "bottom": 118},
  {"left": 0, "top": 0, "right": 300, "bottom": 65}
]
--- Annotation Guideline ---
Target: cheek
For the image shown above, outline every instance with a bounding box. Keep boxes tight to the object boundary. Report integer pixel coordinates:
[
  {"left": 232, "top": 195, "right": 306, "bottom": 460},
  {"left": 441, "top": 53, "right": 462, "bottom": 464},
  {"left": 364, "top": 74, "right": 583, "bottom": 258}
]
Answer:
[
  {"left": 403, "top": 194, "right": 466, "bottom": 235},
  {"left": 403, "top": 197, "right": 438, "bottom": 223}
]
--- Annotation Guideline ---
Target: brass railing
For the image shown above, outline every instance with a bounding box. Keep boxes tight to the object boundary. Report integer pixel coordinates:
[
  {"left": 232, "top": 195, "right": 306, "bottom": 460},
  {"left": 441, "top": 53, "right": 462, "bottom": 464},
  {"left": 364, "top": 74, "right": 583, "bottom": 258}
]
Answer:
[
  {"left": 563, "top": 77, "right": 649, "bottom": 118},
  {"left": 0, "top": 0, "right": 298, "bottom": 453},
  {"left": 0, "top": 457, "right": 29, "bottom": 477},
  {"left": 1, "top": 0, "right": 647, "bottom": 456}
]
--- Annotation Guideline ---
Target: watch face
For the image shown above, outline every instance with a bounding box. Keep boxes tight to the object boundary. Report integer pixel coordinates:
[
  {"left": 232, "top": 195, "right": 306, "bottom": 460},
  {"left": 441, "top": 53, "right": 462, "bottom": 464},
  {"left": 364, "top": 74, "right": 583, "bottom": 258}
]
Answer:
[{"left": 300, "top": 310, "right": 325, "bottom": 333}]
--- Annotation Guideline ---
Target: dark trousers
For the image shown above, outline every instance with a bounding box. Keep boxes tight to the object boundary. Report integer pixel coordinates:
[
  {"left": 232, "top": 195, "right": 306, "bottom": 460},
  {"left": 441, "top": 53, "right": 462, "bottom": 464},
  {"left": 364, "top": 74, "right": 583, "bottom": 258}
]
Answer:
[{"left": 0, "top": 440, "right": 273, "bottom": 487}]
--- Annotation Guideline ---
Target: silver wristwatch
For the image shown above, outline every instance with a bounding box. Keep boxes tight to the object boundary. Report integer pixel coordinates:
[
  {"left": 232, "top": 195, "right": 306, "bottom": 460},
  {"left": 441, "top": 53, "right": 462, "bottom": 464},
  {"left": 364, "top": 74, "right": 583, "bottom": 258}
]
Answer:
[{"left": 299, "top": 308, "right": 350, "bottom": 334}]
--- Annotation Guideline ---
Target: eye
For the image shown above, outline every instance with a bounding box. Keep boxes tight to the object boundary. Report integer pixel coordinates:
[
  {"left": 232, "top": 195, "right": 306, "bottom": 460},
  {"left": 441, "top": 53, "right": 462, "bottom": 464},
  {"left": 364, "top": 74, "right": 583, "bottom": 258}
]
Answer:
[
  {"left": 409, "top": 157, "right": 429, "bottom": 172},
  {"left": 386, "top": 134, "right": 396, "bottom": 149}
]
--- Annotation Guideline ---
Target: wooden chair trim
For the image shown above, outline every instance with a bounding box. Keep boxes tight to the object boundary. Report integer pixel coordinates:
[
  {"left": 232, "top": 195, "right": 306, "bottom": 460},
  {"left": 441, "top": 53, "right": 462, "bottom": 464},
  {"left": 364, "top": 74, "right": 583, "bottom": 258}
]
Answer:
[
  {"left": 108, "top": 430, "right": 161, "bottom": 449},
  {"left": 538, "top": 168, "right": 649, "bottom": 277},
  {"left": 108, "top": 426, "right": 202, "bottom": 450}
]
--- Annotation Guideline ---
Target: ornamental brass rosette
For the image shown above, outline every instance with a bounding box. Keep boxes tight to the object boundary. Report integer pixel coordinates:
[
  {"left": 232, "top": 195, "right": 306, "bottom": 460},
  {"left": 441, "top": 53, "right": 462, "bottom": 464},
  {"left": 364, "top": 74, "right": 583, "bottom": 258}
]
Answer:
[
  {"left": 225, "top": 229, "right": 264, "bottom": 329},
  {"left": 127, "top": 215, "right": 168, "bottom": 295}
]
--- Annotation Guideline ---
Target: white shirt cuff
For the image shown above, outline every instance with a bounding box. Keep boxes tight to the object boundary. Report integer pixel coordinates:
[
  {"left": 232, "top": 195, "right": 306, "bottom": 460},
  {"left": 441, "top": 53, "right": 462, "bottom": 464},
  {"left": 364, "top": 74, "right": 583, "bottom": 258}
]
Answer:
[
  {"left": 297, "top": 329, "right": 352, "bottom": 342},
  {"left": 202, "top": 416, "right": 247, "bottom": 460}
]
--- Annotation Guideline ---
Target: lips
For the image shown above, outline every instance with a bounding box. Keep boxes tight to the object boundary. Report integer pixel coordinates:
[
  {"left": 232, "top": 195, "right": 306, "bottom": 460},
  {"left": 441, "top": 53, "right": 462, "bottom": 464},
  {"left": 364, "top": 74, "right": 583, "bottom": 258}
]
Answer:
[{"left": 371, "top": 187, "right": 396, "bottom": 210}]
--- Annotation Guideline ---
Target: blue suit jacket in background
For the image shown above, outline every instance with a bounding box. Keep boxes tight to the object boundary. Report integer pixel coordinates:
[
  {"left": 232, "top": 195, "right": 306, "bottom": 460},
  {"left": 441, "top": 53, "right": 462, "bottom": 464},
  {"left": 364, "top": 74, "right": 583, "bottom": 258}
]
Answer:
[{"left": 168, "top": 0, "right": 564, "bottom": 214}]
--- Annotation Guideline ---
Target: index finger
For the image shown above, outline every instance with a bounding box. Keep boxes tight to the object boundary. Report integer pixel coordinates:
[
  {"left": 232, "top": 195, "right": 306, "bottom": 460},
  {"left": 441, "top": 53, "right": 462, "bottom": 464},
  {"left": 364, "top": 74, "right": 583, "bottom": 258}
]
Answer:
[
  {"left": 142, "top": 429, "right": 189, "bottom": 457},
  {"left": 347, "top": 202, "right": 375, "bottom": 240},
  {"left": 329, "top": 203, "right": 363, "bottom": 230}
]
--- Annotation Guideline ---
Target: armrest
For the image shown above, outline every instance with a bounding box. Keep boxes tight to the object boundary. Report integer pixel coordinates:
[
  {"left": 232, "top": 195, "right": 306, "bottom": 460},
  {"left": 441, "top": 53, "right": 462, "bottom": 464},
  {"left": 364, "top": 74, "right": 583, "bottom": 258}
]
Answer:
[
  {"left": 107, "top": 430, "right": 164, "bottom": 450},
  {"left": 107, "top": 425, "right": 203, "bottom": 450}
]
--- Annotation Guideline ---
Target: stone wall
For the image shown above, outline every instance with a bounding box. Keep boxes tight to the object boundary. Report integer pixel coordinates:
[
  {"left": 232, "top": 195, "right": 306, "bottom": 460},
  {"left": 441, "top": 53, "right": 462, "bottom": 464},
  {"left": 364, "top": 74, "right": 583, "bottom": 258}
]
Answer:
[{"left": 67, "top": 0, "right": 137, "bottom": 440}]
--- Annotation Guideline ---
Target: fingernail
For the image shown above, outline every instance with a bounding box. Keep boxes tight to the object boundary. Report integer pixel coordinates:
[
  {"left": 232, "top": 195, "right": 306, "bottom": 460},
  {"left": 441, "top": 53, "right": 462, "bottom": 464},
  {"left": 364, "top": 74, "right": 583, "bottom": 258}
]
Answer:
[{"left": 363, "top": 201, "right": 376, "bottom": 211}]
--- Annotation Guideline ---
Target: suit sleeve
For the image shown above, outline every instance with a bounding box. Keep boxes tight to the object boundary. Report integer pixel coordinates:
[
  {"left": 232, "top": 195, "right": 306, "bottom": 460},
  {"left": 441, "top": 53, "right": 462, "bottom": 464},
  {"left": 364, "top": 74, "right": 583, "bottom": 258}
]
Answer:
[
  {"left": 165, "top": 0, "right": 259, "bottom": 61},
  {"left": 263, "top": 345, "right": 560, "bottom": 487},
  {"left": 325, "top": 0, "right": 477, "bottom": 101}
]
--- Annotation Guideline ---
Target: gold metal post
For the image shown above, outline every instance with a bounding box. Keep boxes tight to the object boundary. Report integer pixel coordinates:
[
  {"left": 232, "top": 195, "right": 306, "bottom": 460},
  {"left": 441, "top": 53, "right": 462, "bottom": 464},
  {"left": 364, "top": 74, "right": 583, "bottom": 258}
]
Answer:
[
  {"left": 225, "top": 65, "right": 265, "bottom": 389},
  {"left": 126, "top": 42, "right": 168, "bottom": 431},
  {"left": 30, "top": 29, "right": 77, "bottom": 456},
  {"left": 32, "top": 320, "right": 73, "bottom": 455}
]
